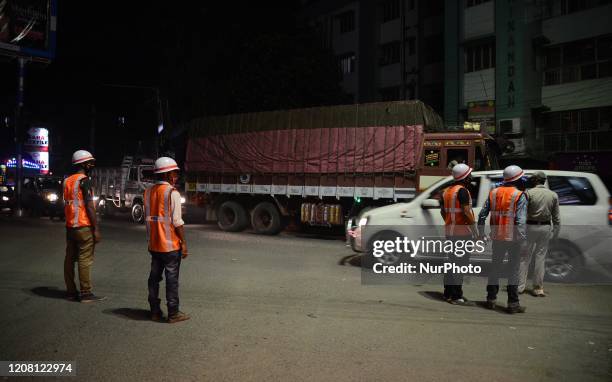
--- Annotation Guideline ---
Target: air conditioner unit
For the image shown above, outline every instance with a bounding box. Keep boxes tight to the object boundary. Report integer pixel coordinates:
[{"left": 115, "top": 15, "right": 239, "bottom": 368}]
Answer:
[{"left": 498, "top": 118, "right": 522, "bottom": 136}]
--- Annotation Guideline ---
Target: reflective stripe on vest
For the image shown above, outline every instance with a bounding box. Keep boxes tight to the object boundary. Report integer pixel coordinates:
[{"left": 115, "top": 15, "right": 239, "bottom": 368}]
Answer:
[
  {"left": 443, "top": 184, "right": 473, "bottom": 237},
  {"left": 63, "top": 174, "right": 91, "bottom": 228},
  {"left": 144, "top": 184, "right": 181, "bottom": 253},
  {"left": 489, "top": 186, "right": 522, "bottom": 241}
]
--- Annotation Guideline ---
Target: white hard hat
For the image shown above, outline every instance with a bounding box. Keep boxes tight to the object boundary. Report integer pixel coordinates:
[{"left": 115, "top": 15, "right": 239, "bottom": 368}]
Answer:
[
  {"left": 451, "top": 163, "right": 472, "bottom": 181},
  {"left": 154, "top": 157, "right": 179, "bottom": 174},
  {"left": 72, "top": 150, "right": 95, "bottom": 165},
  {"left": 503, "top": 165, "right": 524, "bottom": 183}
]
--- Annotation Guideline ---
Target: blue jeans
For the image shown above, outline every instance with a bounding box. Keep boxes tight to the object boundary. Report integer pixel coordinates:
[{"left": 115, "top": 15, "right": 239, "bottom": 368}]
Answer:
[{"left": 148, "top": 250, "right": 181, "bottom": 315}]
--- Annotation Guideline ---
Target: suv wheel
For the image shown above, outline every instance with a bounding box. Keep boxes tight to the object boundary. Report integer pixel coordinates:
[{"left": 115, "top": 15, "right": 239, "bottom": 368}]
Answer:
[{"left": 545, "top": 242, "right": 583, "bottom": 283}]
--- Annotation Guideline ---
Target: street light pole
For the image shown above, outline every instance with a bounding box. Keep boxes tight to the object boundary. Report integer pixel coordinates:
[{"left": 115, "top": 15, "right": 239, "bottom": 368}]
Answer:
[{"left": 14, "top": 57, "right": 27, "bottom": 217}]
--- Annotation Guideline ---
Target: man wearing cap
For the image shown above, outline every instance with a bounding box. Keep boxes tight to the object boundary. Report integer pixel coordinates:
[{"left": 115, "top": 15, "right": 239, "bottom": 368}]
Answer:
[
  {"left": 440, "top": 163, "right": 478, "bottom": 305},
  {"left": 519, "top": 171, "right": 560, "bottom": 297},
  {"left": 478, "top": 165, "right": 528, "bottom": 314},
  {"left": 145, "top": 157, "right": 189, "bottom": 323},
  {"left": 63, "top": 150, "right": 105, "bottom": 303}
]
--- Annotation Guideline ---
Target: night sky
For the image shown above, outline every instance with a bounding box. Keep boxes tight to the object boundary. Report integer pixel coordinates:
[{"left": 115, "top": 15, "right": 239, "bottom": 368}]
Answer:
[{"left": 0, "top": 1, "right": 344, "bottom": 172}]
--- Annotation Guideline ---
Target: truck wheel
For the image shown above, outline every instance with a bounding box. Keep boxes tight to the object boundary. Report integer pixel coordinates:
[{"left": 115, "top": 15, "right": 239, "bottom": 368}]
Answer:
[
  {"left": 217, "top": 201, "right": 248, "bottom": 232},
  {"left": 132, "top": 201, "right": 145, "bottom": 224},
  {"left": 251, "top": 202, "right": 282, "bottom": 235}
]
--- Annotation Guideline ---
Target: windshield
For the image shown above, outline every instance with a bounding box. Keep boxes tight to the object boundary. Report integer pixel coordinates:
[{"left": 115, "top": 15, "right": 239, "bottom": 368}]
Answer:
[
  {"left": 39, "top": 178, "right": 63, "bottom": 190},
  {"left": 140, "top": 167, "right": 155, "bottom": 183}
]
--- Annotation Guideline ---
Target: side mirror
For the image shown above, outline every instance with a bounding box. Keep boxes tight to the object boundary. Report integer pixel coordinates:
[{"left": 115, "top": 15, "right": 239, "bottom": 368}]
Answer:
[{"left": 421, "top": 199, "right": 440, "bottom": 209}]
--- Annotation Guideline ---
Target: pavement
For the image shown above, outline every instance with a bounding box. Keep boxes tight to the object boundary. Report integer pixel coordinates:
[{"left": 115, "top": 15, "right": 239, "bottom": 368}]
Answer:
[{"left": 0, "top": 216, "right": 611, "bottom": 381}]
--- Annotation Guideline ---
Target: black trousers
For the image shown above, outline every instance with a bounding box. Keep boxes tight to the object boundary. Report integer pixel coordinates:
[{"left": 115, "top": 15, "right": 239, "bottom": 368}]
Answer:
[
  {"left": 487, "top": 241, "right": 522, "bottom": 306},
  {"left": 148, "top": 250, "right": 182, "bottom": 315},
  {"left": 443, "top": 236, "right": 471, "bottom": 300}
]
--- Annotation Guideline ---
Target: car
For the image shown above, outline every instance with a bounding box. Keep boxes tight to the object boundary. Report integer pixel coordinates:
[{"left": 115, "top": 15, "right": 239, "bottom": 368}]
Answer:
[
  {"left": 349, "top": 170, "right": 612, "bottom": 283},
  {"left": 0, "top": 184, "right": 16, "bottom": 215},
  {"left": 21, "top": 176, "right": 64, "bottom": 219}
]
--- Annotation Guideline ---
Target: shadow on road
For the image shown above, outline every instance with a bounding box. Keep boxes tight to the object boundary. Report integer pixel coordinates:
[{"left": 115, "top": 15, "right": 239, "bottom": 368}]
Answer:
[
  {"left": 418, "top": 291, "right": 446, "bottom": 302},
  {"left": 338, "top": 254, "right": 361, "bottom": 267},
  {"left": 104, "top": 308, "right": 153, "bottom": 321},
  {"left": 29, "top": 286, "right": 66, "bottom": 299}
]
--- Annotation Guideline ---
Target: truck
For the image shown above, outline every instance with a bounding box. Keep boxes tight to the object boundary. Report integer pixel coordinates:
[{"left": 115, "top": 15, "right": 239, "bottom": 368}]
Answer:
[
  {"left": 183, "top": 100, "right": 500, "bottom": 235},
  {"left": 90, "top": 156, "right": 160, "bottom": 223}
]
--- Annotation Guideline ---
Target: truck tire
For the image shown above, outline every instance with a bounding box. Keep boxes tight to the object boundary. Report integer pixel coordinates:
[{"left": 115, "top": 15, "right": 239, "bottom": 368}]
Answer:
[
  {"left": 217, "top": 200, "right": 249, "bottom": 232},
  {"left": 251, "top": 202, "right": 282, "bottom": 235},
  {"left": 132, "top": 201, "right": 145, "bottom": 224}
]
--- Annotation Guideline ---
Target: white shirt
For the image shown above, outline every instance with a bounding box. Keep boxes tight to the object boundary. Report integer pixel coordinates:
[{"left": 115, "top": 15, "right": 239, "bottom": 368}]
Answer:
[{"left": 155, "top": 181, "right": 184, "bottom": 227}]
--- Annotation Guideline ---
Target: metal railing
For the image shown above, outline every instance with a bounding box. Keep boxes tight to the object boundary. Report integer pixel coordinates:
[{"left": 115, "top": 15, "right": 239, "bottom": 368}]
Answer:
[{"left": 540, "top": 130, "right": 612, "bottom": 152}]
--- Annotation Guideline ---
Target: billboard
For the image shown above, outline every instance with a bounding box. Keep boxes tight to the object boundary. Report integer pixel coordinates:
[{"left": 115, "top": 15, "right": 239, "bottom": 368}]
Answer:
[
  {"left": 24, "top": 127, "right": 49, "bottom": 174},
  {"left": 0, "top": 0, "right": 57, "bottom": 61}
]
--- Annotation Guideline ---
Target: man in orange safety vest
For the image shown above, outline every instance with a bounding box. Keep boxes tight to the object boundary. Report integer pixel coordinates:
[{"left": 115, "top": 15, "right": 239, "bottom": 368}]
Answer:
[
  {"left": 63, "top": 149, "right": 105, "bottom": 303},
  {"left": 145, "top": 157, "right": 189, "bottom": 323},
  {"left": 478, "top": 165, "right": 528, "bottom": 314}
]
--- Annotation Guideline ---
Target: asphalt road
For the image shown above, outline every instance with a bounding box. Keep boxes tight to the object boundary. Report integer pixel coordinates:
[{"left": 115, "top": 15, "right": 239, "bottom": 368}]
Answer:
[{"left": 0, "top": 216, "right": 611, "bottom": 381}]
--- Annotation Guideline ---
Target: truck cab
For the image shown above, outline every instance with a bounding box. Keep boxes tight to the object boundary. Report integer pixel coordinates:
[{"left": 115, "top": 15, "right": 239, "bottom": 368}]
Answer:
[
  {"left": 418, "top": 132, "right": 500, "bottom": 191},
  {"left": 92, "top": 157, "right": 156, "bottom": 223}
]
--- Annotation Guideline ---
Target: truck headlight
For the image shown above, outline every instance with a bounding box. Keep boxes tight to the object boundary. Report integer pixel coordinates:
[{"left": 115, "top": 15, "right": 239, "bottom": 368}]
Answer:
[
  {"left": 180, "top": 196, "right": 186, "bottom": 204},
  {"left": 46, "top": 193, "right": 58, "bottom": 202}
]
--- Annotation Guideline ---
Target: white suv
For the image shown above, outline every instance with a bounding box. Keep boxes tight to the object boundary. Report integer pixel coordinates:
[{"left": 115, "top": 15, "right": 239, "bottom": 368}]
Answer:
[{"left": 350, "top": 170, "right": 612, "bottom": 282}]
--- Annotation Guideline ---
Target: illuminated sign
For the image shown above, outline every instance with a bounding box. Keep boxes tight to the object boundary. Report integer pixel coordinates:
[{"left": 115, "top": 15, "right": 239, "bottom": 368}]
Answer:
[
  {"left": 24, "top": 127, "right": 49, "bottom": 174},
  {"left": 423, "top": 141, "right": 442, "bottom": 147},
  {"left": 5, "top": 157, "right": 40, "bottom": 170}
]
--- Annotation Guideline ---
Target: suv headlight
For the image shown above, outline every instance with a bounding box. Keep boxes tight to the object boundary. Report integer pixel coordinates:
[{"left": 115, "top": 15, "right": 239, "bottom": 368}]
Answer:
[{"left": 46, "top": 193, "right": 58, "bottom": 202}]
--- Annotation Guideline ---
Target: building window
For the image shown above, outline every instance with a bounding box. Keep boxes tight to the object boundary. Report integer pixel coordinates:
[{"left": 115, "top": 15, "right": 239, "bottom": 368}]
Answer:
[
  {"left": 407, "top": 37, "right": 416, "bottom": 56},
  {"left": 466, "top": 0, "right": 492, "bottom": 8},
  {"left": 543, "top": 107, "right": 612, "bottom": 133},
  {"left": 381, "top": 0, "right": 400, "bottom": 23},
  {"left": 379, "top": 86, "right": 401, "bottom": 101},
  {"left": 379, "top": 41, "right": 401, "bottom": 66},
  {"left": 339, "top": 53, "right": 356, "bottom": 74},
  {"left": 464, "top": 42, "right": 495, "bottom": 73},
  {"left": 543, "top": 35, "right": 612, "bottom": 85},
  {"left": 335, "top": 11, "right": 355, "bottom": 34},
  {"left": 542, "top": 0, "right": 612, "bottom": 18}
]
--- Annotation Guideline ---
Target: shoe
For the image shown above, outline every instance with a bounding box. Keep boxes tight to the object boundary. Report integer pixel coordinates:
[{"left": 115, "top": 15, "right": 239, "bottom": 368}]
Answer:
[
  {"left": 448, "top": 298, "right": 475, "bottom": 306},
  {"left": 506, "top": 305, "right": 526, "bottom": 314},
  {"left": 66, "top": 293, "right": 80, "bottom": 302},
  {"left": 485, "top": 300, "right": 496, "bottom": 310},
  {"left": 80, "top": 293, "right": 107, "bottom": 303},
  {"left": 151, "top": 311, "right": 165, "bottom": 322},
  {"left": 532, "top": 289, "right": 546, "bottom": 297},
  {"left": 168, "top": 311, "right": 190, "bottom": 324}
]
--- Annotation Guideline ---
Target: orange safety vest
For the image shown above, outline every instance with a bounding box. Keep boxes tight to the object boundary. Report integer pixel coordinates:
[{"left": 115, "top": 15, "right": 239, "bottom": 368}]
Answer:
[
  {"left": 442, "top": 184, "right": 474, "bottom": 237},
  {"left": 144, "top": 184, "right": 181, "bottom": 253},
  {"left": 63, "top": 174, "right": 92, "bottom": 228},
  {"left": 488, "top": 186, "right": 523, "bottom": 241}
]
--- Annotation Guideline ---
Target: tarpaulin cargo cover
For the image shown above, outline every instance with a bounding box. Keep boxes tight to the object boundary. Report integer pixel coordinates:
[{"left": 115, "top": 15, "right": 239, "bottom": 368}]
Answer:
[{"left": 186, "top": 100, "right": 443, "bottom": 175}]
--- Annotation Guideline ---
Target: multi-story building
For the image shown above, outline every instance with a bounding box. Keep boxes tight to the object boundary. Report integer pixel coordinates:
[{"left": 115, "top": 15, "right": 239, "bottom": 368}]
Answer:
[
  {"left": 301, "top": 0, "right": 445, "bottom": 114},
  {"left": 444, "top": 0, "right": 612, "bottom": 161}
]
